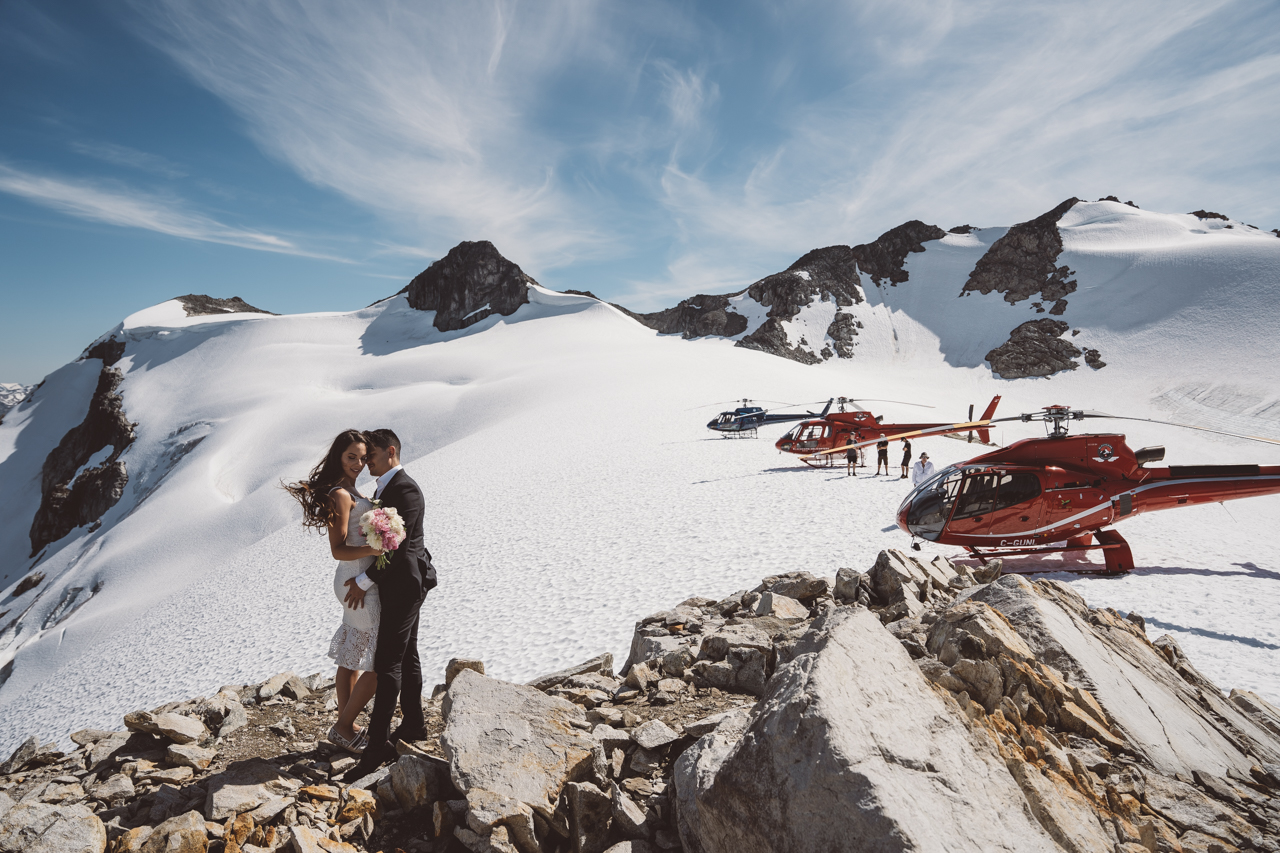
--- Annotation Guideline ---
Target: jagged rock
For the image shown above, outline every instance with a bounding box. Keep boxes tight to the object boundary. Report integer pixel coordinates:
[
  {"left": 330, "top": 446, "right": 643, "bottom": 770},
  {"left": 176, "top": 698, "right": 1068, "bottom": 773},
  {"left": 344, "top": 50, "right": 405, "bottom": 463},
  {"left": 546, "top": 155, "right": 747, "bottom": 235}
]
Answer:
[
  {"left": 388, "top": 754, "right": 445, "bottom": 811},
  {"left": 696, "top": 624, "right": 771, "bottom": 662},
  {"left": 674, "top": 607, "right": 1059, "bottom": 852},
  {"left": 257, "top": 672, "right": 297, "bottom": 700},
  {"left": 174, "top": 295, "right": 274, "bottom": 317},
  {"left": 194, "top": 692, "right": 248, "bottom": 737},
  {"left": 0, "top": 801, "right": 106, "bottom": 853},
  {"left": 658, "top": 648, "right": 694, "bottom": 679},
  {"left": 404, "top": 241, "right": 537, "bottom": 332},
  {"left": 610, "top": 785, "right": 651, "bottom": 840},
  {"left": 971, "top": 575, "right": 1280, "bottom": 777},
  {"left": 751, "top": 592, "right": 807, "bottom": 620},
  {"left": 442, "top": 669, "right": 601, "bottom": 818},
  {"left": 138, "top": 810, "right": 207, "bottom": 853},
  {"left": 1, "top": 736, "right": 40, "bottom": 775},
  {"left": 464, "top": 789, "right": 539, "bottom": 853},
  {"left": 1228, "top": 688, "right": 1280, "bottom": 737},
  {"left": 867, "top": 549, "right": 931, "bottom": 606},
  {"left": 564, "top": 781, "right": 612, "bottom": 853},
  {"left": 85, "top": 732, "right": 132, "bottom": 772},
  {"left": 1141, "top": 772, "right": 1254, "bottom": 847},
  {"left": 447, "top": 658, "right": 487, "bottom": 686},
  {"left": 625, "top": 293, "right": 749, "bottom": 340},
  {"left": 28, "top": 365, "right": 136, "bottom": 555},
  {"left": 632, "top": 721, "right": 679, "bottom": 751},
  {"left": 336, "top": 787, "right": 378, "bottom": 823},
  {"left": 985, "top": 318, "right": 1084, "bottom": 379},
  {"left": 623, "top": 630, "right": 694, "bottom": 674},
  {"left": 124, "top": 711, "right": 208, "bottom": 745},
  {"left": 204, "top": 759, "right": 301, "bottom": 820},
  {"left": 10, "top": 572, "right": 43, "bottom": 598},
  {"left": 630, "top": 224, "right": 944, "bottom": 364},
  {"left": 88, "top": 773, "right": 135, "bottom": 806},
  {"left": 963, "top": 198, "right": 1080, "bottom": 305},
  {"left": 1005, "top": 759, "right": 1114, "bottom": 853},
  {"left": 68, "top": 729, "right": 117, "bottom": 747},
  {"left": 832, "top": 567, "right": 870, "bottom": 605},
  {"left": 926, "top": 599, "right": 1036, "bottom": 666}
]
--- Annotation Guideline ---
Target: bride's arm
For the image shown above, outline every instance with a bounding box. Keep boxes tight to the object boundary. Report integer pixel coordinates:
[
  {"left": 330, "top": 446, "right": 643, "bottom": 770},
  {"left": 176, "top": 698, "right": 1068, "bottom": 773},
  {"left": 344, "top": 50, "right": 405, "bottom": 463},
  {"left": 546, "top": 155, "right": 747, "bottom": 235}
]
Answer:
[{"left": 327, "top": 490, "right": 380, "bottom": 561}]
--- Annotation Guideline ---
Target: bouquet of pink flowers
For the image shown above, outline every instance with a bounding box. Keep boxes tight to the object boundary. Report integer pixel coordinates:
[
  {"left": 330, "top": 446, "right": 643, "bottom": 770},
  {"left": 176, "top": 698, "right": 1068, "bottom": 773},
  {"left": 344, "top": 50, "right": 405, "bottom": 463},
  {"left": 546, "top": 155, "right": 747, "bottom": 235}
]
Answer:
[{"left": 359, "top": 506, "right": 406, "bottom": 572}]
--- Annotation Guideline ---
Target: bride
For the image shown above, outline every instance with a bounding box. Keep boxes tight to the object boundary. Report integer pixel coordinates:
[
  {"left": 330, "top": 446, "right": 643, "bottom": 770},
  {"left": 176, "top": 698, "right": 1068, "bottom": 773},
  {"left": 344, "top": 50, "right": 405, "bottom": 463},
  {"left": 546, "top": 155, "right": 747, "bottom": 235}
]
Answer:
[{"left": 285, "top": 428, "right": 383, "bottom": 753}]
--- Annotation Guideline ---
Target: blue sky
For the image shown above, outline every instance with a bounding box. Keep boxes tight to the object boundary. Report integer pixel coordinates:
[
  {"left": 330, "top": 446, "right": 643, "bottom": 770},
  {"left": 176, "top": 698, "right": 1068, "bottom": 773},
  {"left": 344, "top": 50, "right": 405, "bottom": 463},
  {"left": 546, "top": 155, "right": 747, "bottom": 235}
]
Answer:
[{"left": 2, "top": 0, "right": 1278, "bottom": 384}]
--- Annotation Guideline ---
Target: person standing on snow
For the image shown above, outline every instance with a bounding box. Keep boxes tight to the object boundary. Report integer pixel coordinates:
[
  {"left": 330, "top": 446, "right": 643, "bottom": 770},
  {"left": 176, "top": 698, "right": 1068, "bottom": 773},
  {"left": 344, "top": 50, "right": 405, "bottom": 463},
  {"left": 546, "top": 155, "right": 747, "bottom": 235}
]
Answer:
[
  {"left": 911, "top": 452, "right": 936, "bottom": 486},
  {"left": 875, "top": 434, "right": 890, "bottom": 476}
]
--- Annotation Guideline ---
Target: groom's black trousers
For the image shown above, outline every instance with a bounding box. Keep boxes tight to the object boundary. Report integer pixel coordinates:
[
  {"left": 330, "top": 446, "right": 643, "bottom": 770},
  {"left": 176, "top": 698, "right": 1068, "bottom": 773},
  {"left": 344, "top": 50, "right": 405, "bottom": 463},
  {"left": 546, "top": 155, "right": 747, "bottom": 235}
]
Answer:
[{"left": 368, "top": 590, "right": 426, "bottom": 745}]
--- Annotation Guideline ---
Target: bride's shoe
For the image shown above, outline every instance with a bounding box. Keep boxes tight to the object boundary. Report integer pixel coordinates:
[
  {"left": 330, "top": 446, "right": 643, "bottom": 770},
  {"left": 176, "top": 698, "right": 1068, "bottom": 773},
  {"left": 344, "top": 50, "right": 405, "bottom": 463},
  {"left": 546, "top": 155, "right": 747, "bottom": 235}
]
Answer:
[{"left": 328, "top": 724, "right": 366, "bottom": 754}]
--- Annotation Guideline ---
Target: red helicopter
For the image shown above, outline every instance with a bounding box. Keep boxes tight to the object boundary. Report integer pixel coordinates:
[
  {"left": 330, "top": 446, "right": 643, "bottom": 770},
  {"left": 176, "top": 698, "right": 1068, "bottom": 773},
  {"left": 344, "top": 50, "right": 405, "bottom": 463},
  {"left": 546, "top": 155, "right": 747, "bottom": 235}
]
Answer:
[
  {"left": 823, "top": 405, "right": 1280, "bottom": 574},
  {"left": 776, "top": 396, "right": 1002, "bottom": 467}
]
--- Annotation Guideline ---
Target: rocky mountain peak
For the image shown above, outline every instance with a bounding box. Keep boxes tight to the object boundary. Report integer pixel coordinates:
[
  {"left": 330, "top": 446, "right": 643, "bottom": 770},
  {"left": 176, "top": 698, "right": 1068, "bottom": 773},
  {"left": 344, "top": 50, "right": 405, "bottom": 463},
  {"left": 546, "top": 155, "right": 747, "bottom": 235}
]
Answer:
[
  {"left": 961, "top": 197, "right": 1081, "bottom": 313},
  {"left": 175, "top": 295, "right": 275, "bottom": 317},
  {"left": 403, "top": 240, "right": 539, "bottom": 332}
]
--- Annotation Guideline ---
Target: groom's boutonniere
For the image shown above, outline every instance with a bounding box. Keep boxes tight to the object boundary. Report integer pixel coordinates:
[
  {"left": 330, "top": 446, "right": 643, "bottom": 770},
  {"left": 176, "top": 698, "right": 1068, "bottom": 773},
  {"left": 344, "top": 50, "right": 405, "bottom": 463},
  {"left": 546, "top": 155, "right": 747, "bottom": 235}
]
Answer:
[{"left": 371, "top": 498, "right": 383, "bottom": 509}]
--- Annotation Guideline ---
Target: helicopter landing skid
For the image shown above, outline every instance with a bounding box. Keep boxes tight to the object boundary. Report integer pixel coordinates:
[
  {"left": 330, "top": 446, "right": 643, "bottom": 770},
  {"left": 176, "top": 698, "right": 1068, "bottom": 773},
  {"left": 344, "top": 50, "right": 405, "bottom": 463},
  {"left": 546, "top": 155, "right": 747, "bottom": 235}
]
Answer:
[{"left": 965, "top": 529, "right": 1134, "bottom": 575}]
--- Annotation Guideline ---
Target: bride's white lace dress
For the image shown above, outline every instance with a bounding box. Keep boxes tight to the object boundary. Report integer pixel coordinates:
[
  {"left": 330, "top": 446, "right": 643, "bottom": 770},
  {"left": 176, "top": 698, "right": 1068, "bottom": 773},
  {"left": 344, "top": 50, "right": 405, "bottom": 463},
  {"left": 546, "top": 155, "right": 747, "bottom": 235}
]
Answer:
[{"left": 328, "top": 488, "right": 380, "bottom": 670}]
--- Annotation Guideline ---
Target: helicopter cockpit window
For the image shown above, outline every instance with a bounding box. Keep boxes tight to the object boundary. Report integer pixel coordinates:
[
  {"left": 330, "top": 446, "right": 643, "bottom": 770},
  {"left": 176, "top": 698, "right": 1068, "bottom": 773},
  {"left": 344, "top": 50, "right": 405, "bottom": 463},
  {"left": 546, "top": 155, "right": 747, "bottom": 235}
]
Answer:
[
  {"left": 953, "top": 473, "right": 999, "bottom": 519},
  {"left": 901, "top": 466, "right": 964, "bottom": 540},
  {"left": 993, "top": 473, "right": 1041, "bottom": 509},
  {"left": 717, "top": 414, "right": 735, "bottom": 424},
  {"left": 799, "top": 425, "right": 826, "bottom": 440}
]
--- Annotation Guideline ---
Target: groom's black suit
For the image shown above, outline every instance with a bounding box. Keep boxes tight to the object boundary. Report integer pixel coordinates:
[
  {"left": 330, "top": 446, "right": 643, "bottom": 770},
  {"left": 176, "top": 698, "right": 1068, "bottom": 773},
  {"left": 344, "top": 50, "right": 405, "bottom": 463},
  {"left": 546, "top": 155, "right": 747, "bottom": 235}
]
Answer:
[{"left": 365, "top": 468, "right": 436, "bottom": 752}]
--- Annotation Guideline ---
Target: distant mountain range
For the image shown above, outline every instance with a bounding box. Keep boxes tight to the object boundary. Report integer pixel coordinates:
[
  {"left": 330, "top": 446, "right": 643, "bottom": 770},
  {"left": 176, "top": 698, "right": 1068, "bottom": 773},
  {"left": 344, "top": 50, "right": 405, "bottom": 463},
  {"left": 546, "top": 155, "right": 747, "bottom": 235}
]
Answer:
[{"left": 391, "top": 197, "right": 1280, "bottom": 380}]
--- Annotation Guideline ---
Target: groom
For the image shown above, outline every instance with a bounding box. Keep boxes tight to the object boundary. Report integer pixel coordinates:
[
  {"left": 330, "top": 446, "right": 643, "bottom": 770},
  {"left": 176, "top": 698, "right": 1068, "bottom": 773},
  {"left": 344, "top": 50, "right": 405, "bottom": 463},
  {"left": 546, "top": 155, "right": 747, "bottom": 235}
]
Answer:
[{"left": 341, "top": 428, "right": 437, "bottom": 778}]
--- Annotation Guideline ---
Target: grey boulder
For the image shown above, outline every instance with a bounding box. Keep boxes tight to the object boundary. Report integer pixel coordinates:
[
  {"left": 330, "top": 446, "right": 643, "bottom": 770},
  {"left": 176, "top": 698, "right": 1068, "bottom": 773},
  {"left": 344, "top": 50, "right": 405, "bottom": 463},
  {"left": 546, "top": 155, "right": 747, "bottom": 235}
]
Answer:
[
  {"left": 674, "top": 607, "right": 1058, "bottom": 853},
  {"left": 0, "top": 801, "right": 106, "bottom": 853},
  {"left": 443, "top": 669, "right": 602, "bottom": 818}
]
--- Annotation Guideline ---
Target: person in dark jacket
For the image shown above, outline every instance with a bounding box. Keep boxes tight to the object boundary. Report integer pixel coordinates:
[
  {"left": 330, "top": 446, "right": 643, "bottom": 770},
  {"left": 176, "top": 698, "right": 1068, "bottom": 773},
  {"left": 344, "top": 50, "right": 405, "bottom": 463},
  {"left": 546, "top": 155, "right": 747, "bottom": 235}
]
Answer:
[
  {"left": 340, "top": 428, "right": 437, "bottom": 778},
  {"left": 900, "top": 438, "right": 912, "bottom": 479},
  {"left": 875, "top": 434, "right": 890, "bottom": 476}
]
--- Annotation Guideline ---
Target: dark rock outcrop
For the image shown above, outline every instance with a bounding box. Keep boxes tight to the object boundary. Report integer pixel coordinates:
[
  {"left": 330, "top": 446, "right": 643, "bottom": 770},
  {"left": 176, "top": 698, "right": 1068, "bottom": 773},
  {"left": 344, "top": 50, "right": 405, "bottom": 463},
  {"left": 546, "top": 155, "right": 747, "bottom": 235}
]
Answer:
[
  {"left": 28, "top": 367, "right": 136, "bottom": 555},
  {"left": 629, "top": 223, "right": 946, "bottom": 364},
  {"left": 962, "top": 198, "right": 1080, "bottom": 307},
  {"left": 402, "top": 241, "right": 538, "bottom": 332},
  {"left": 82, "top": 338, "right": 126, "bottom": 367},
  {"left": 629, "top": 294, "right": 749, "bottom": 340},
  {"left": 851, "top": 220, "right": 948, "bottom": 287},
  {"left": 985, "top": 319, "right": 1085, "bottom": 379},
  {"left": 175, "top": 295, "right": 275, "bottom": 317},
  {"left": 1189, "top": 210, "right": 1229, "bottom": 221}
]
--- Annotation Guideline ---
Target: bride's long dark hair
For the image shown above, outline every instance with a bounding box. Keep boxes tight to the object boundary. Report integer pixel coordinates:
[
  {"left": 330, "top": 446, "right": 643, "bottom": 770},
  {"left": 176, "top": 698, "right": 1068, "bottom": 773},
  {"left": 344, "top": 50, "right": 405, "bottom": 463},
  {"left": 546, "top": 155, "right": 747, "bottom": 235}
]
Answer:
[{"left": 284, "top": 429, "right": 367, "bottom": 532}]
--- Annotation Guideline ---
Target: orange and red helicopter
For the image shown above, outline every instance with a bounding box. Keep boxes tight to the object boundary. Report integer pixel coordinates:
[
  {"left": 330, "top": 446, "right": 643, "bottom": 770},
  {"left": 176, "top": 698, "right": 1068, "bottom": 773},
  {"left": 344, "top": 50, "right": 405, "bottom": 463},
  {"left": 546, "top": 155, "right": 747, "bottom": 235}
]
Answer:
[
  {"left": 776, "top": 396, "right": 1002, "bottom": 465},
  {"left": 809, "top": 404, "right": 1280, "bottom": 574}
]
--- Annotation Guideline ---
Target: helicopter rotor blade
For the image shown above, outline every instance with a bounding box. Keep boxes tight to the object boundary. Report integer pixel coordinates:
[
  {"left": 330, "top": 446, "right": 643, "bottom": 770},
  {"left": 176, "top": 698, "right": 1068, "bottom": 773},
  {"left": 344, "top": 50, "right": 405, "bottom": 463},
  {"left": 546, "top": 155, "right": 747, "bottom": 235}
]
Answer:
[
  {"left": 839, "top": 398, "right": 937, "bottom": 409},
  {"left": 1074, "top": 412, "right": 1280, "bottom": 446}
]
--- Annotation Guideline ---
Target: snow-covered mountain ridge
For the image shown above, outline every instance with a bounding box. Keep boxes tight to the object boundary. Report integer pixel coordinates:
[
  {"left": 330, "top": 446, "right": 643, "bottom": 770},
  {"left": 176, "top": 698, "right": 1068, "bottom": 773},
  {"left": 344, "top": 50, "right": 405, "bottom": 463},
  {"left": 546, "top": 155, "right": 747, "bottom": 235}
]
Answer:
[
  {"left": 627, "top": 198, "right": 1280, "bottom": 379},
  {"left": 1, "top": 198, "right": 1278, "bottom": 753}
]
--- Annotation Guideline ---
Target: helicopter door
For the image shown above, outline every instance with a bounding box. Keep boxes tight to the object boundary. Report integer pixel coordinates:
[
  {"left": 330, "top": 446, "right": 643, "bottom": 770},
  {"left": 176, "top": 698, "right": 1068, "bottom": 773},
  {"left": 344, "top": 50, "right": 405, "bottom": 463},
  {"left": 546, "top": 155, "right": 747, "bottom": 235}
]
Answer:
[
  {"left": 950, "top": 472, "right": 1000, "bottom": 536},
  {"left": 985, "top": 472, "right": 1043, "bottom": 541}
]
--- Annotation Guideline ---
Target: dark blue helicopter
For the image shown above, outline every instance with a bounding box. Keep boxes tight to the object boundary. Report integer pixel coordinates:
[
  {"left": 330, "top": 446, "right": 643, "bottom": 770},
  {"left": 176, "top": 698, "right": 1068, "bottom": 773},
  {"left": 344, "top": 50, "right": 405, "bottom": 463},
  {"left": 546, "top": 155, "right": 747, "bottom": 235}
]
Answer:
[{"left": 706, "top": 399, "right": 834, "bottom": 437}]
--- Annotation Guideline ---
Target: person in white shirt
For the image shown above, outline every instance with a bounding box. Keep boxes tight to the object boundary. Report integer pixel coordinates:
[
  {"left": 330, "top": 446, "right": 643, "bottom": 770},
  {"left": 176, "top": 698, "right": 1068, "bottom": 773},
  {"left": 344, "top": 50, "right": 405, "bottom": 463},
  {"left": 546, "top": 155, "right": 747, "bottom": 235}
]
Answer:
[{"left": 910, "top": 452, "right": 936, "bottom": 486}]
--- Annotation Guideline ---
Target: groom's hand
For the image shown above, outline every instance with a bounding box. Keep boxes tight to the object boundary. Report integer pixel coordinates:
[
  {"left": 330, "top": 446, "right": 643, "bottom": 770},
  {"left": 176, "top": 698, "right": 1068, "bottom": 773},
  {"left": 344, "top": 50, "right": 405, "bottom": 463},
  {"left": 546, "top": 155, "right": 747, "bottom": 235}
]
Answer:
[{"left": 343, "top": 578, "right": 367, "bottom": 609}]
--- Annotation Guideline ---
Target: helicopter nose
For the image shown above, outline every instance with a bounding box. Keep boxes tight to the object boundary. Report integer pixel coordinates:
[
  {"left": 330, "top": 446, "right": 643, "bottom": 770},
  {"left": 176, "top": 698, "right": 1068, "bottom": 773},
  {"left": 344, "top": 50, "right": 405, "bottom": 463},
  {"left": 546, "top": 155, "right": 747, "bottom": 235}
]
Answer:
[{"left": 897, "top": 500, "right": 911, "bottom": 534}]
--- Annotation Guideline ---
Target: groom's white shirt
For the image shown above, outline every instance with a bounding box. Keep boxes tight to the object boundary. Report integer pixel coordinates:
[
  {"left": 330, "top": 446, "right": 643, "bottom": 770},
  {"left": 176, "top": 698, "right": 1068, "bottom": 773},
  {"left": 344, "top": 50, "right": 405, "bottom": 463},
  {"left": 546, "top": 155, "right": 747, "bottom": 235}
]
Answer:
[{"left": 353, "top": 464, "right": 404, "bottom": 591}]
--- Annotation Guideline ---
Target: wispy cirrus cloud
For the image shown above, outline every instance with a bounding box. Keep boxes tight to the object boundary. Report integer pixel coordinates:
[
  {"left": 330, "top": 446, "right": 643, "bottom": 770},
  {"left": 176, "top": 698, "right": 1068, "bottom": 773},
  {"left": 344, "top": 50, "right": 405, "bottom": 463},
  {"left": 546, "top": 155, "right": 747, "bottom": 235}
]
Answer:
[
  {"left": 68, "top": 141, "right": 187, "bottom": 179},
  {"left": 118, "top": 0, "right": 1280, "bottom": 310},
  {"left": 131, "top": 0, "right": 632, "bottom": 273},
  {"left": 0, "top": 164, "right": 343, "bottom": 259}
]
